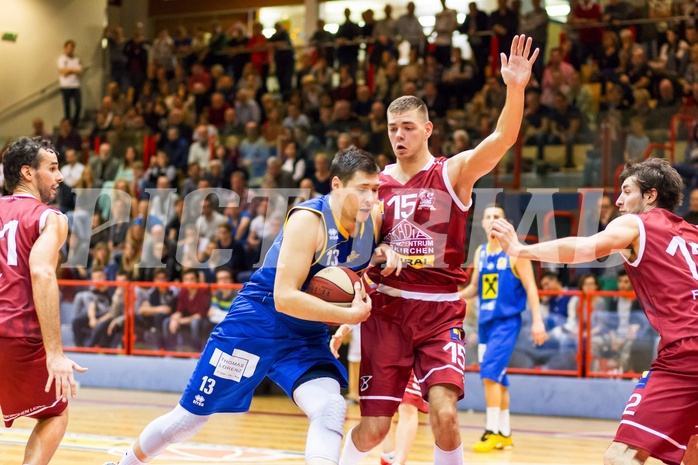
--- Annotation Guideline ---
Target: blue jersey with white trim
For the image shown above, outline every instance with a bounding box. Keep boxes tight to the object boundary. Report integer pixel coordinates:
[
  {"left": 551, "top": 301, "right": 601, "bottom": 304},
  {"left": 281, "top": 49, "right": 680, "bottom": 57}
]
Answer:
[
  {"left": 238, "top": 195, "right": 377, "bottom": 333},
  {"left": 477, "top": 244, "right": 527, "bottom": 323}
]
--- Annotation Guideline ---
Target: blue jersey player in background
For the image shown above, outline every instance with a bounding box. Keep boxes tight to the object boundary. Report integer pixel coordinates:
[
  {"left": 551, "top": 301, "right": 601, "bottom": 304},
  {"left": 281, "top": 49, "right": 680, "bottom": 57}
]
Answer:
[
  {"left": 460, "top": 204, "right": 547, "bottom": 453},
  {"left": 106, "top": 147, "right": 401, "bottom": 465}
]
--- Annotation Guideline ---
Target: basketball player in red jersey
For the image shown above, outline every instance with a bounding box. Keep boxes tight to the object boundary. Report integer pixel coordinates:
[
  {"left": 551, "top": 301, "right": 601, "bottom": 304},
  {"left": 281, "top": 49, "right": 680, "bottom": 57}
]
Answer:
[
  {"left": 0, "top": 137, "right": 87, "bottom": 465},
  {"left": 491, "top": 157, "right": 698, "bottom": 465},
  {"left": 340, "top": 35, "right": 539, "bottom": 465}
]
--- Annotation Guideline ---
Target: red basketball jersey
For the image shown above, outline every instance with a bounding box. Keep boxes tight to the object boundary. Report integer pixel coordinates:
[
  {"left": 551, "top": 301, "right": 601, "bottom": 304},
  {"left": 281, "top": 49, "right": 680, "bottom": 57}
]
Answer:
[
  {"left": 0, "top": 195, "right": 64, "bottom": 339},
  {"left": 623, "top": 208, "right": 698, "bottom": 351},
  {"left": 377, "top": 158, "right": 469, "bottom": 292}
]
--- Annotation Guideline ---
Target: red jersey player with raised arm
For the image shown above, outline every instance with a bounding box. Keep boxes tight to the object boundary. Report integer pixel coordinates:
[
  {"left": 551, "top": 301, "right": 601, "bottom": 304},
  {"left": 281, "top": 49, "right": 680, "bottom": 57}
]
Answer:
[
  {"left": 491, "top": 158, "right": 698, "bottom": 465},
  {"left": 0, "top": 137, "right": 86, "bottom": 465},
  {"left": 340, "top": 35, "right": 539, "bottom": 465}
]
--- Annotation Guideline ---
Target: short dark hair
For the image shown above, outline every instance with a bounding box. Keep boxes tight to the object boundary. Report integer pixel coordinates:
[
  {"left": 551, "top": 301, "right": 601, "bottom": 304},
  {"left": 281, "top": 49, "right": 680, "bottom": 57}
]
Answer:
[
  {"left": 540, "top": 271, "right": 559, "bottom": 282},
  {"left": 181, "top": 268, "right": 199, "bottom": 281},
  {"left": 64, "top": 39, "right": 75, "bottom": 48},
  {"left": 215, "top": 266, "right": 234, "bottom": 280},
  {"left": 3, "top": 137, "right": 57, "bottom": 193},
  {"left": 329, "top": 146, "right": 379, "bottom": 184},
  {"left": 387, "top": 96, "right": 428, "bottom": 122},
  {"left": 619, "top": 158, "right": 684, "bottom": 212}
]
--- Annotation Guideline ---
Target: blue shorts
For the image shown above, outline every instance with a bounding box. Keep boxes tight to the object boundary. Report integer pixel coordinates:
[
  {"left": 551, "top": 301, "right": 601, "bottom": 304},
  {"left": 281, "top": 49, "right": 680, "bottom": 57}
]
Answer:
[
  {"left": 478, "top": 314, "right": 522, "bottom": 386},
  {"left": 179, "top": 297, "right": 347, "bottom": 415}
]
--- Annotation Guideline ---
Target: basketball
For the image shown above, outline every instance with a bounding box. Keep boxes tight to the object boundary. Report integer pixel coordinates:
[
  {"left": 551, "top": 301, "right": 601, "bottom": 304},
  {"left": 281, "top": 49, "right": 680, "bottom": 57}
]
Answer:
[{"left": 306, "top": 266, "right": 362, "bottom": 308}]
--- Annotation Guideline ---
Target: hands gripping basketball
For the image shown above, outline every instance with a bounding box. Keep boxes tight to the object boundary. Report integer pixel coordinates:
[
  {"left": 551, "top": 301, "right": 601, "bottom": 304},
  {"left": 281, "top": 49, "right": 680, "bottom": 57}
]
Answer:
[{"left": 346, "top": 281, "right": 371, "bottom": 325}]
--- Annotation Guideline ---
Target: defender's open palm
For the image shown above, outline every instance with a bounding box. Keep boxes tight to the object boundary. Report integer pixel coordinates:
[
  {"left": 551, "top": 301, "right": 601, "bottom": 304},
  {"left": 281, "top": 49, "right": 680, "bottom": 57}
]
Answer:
[
  {"left": 500, "top": 35, "right": 539, "bottom": 89},
  {"left": 46, "top": 354, "right": 88, "bottom": 401}
]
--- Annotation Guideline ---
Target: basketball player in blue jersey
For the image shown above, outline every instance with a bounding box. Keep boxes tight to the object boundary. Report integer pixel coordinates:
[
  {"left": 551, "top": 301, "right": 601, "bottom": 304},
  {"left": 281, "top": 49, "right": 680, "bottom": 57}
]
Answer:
[
  {"left": 105, "top": 147, "right": 401, "bottom": 465},
  {"left": 459, "top": 205, "right": 546, "bottom": 453}
]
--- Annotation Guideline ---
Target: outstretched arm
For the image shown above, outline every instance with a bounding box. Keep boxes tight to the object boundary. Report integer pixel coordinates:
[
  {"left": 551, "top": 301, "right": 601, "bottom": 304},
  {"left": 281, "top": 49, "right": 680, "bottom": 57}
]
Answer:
[
  {"left": 447, "top": 35, "right": 539, "bottom": 203},
  {"left": 490, "top": 214, "right": 640, "bottom": 264}
]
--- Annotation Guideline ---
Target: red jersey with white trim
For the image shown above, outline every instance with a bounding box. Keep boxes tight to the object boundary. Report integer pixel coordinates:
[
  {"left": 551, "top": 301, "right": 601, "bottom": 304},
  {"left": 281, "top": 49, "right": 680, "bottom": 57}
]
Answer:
[
  {"left": 377, "top": 158, "right": 469, "bottom": 292},
  {"left": 623, "top": 208, "right": 698, "bottom": 351},
  {"left": 0, "top": 195, "right": 64, "bottom": 339}
]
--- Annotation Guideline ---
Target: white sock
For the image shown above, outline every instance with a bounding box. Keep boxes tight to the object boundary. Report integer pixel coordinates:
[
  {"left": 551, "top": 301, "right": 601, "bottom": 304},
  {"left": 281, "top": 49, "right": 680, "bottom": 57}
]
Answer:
[
  {"left": 339, "top": 428, "right": 370, "bottom": 465},
  {"left": 434, "top": 443, "right": 463, "bottom": 465},
  {"left": 485, "top": 407, "right": 500, "bottom": 434},
  {"left": 119, "top": 445, "right": 147, "bottom": 465},
  {"left": 381, "top": 450, "right": 395, "bottom": 463},
  {"left": 499, "top": 409, "right": 511, "bottom": 436}
]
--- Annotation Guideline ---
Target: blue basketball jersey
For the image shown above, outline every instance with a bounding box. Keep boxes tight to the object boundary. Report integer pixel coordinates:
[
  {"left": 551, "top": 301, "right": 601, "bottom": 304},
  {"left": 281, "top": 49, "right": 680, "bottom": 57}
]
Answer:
[
  {"left": 476, "top": 244, "right": 527, "bottom": 323},
  {"left": 237, "top": 195, "right": 378, "bottom": 333}
]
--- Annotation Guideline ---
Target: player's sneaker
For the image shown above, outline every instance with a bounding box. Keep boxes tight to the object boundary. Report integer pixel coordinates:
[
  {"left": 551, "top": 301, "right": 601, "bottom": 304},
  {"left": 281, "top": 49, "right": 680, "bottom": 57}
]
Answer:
[
  {"left": 496, "top": 433, "right": 513, "bottom": 449},
  {"left": 472, "top": 430, "right": 502, "bottom": 453},
  {"left": 380, "top": 459, "right": 392, "bottom": 465}
]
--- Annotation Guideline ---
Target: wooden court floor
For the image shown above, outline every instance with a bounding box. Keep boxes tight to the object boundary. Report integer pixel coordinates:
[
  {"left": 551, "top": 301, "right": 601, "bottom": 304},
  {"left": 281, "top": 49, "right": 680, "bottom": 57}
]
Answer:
[{"left": 0, "top": 387, "right": 663, "bottom": 465}]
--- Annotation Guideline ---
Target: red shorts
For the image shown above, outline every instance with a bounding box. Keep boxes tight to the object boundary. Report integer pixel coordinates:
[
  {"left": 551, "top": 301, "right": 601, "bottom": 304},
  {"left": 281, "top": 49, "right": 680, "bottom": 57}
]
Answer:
[
  {"left": 402, "top": 372, "right": 429, "bottom": 414},
  {"left": 614, "top": 337, "right": 698, "bottom": 465},
  {"left": 359, "top": 291, "right": 466, "bottom": 417},
  {"left": 0, "top": 337, "right": 67, "bottom": 427}
]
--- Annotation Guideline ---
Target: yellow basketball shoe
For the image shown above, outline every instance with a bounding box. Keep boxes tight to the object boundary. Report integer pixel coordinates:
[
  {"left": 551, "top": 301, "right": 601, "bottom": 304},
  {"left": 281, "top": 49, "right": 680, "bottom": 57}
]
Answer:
[
  {"left": 472, "top": 430, "right": 502, "bottom": 453},
  {"left": 496, "top": 434, "right": 514, "bottom": 450}
]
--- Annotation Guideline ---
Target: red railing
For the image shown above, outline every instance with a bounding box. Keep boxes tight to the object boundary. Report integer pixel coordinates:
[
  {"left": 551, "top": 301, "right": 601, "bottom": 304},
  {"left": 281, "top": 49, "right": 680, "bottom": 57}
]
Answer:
[
  {"left": 59, "top": 280, "right": 654, "bottom": 378},
  {"left": 643, "top": 113, "right": 695, "bottom": 164}
]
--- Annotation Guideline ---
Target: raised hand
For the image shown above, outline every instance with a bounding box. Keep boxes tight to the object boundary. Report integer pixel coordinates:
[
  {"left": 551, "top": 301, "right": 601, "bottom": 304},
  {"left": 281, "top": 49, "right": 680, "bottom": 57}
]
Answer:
[
  {"left": 490, "top": 218, "right": 522, "bottom": 258},
  {"left": 500, "top": 35, "right": 539, "bottom": 89}
]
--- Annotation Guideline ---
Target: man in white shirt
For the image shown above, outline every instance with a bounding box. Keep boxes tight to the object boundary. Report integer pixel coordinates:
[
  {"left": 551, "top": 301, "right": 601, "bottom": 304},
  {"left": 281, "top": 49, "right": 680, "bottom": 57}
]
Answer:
[
  {"left": 60, "top": 149, "right": 84, "bottom": 188},
  {"left": 58, "top": 40, "right": 83, "bottom": 128},
  {"left": 187, "top": 125, "right": 211, "bottom": 171}
]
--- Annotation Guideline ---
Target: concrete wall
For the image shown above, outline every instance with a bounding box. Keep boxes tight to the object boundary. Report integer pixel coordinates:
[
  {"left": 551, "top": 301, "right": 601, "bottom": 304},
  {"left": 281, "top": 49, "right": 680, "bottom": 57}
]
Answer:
[{"left": 0, "top": 0, "right": 106, "bottom": 139}]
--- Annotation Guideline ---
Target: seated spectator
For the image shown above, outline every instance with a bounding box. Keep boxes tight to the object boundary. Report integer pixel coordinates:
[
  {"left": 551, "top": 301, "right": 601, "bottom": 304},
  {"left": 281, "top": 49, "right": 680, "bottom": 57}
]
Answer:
[
  {"left": 294, "top": 124, "right": 323, "bottom": 160},
  {"left": 87, "top": 271, "right": 129, "bottom": 348},
  {"left": 549, "top": 91, "right": 585, "bottom": 168},
  {"left": 591, "top": 270, "right": 653, "bottom": 373},
  {"left": 177, "top": 223, "right": 210, "bottom": 266},
  {"left": 195, "top": 196, "right": 228, "bottom": 242},
  {"left": 280, "top": 139, "right": 306, "bottom": 186},
  {"left": 188, "top": 125, "right": 211, "bottom": 171},
  {"left": 88, "top": 143, "right": 121, "bottom": 188},
  {"left": 90, "top": 241, "right": 119, "bottom": 281},
  {"left": 240, "top": 122, "right": 271, "bottom": 185},
  {"left": 522, "top": 89, "right": 553, "bottom": 162},
  {"left": 263, "top": 156, "right": 295, "bottom": 189},
  {"left": 163, "top": 269, "right": 211, "bottom": 351},
  {"left": 206, "top": 267, "right": 239, "bottom": 332},
  {"left": 160, "top": 126, "right": 189, "bottom": 172},
  {"left": 205, "top": 92, "right": 231, "bottom": 129},
  {"left": 136, "top": 269, "right": 177, "bottom": 349},
  {"left": 143, "top": 150, "right": 177, "bottom": 192},
  {"left": 282, "top": 102, "right": 311, "bottom": 131},
  {"left": 117, "top": 239, "right": 142, "bottom": 281},
  {"left": 311, "top": 152, "right": 331, "bottom": 195},
  {"left": 624, "top": 116, "right": 650, "bottom": 161},
  {"left": 53, "top": 118, "right": 83, "bottom": 161},
  {"left": 72, "top": 268, "right": 113, "bottom": 347}
]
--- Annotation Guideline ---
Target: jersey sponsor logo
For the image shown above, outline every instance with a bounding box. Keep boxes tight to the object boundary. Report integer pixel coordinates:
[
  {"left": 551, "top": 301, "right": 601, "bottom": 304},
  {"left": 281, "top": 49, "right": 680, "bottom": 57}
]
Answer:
[
  {"left": 346, "top": 250, "right": 361, "bottom": 263},
  {"left": 360, "top": 375, "right": 372, "bottom": 392},
  {"left": 209, "top": 347, "right": 260, "bottom": 382},
  {"left": 450, "top": 327, "right": 465, "bottom": 341},
  {"left": 417, "top": 188, "right": 436, "bottom": 210},
  {"left": 384, "top": 220, "right": 435, "bottom": 268},
  {"left": 328, "top": 228, "right": 339, "bottom": 241},
  {"left": 636, "top": 370, "right": 652, "bottom": 389},
  {"left": 496, "top": 257, "right": 508, "bottom": 270},
  {"left": 481, "top": 273, "right": 498, "bottom": 299}
]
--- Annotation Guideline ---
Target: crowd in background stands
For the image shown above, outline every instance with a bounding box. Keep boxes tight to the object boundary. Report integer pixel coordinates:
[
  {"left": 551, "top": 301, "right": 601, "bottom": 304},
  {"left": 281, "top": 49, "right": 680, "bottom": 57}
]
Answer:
[{"left": 3, "top": 0, "right": 698, "bottom": 352}]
